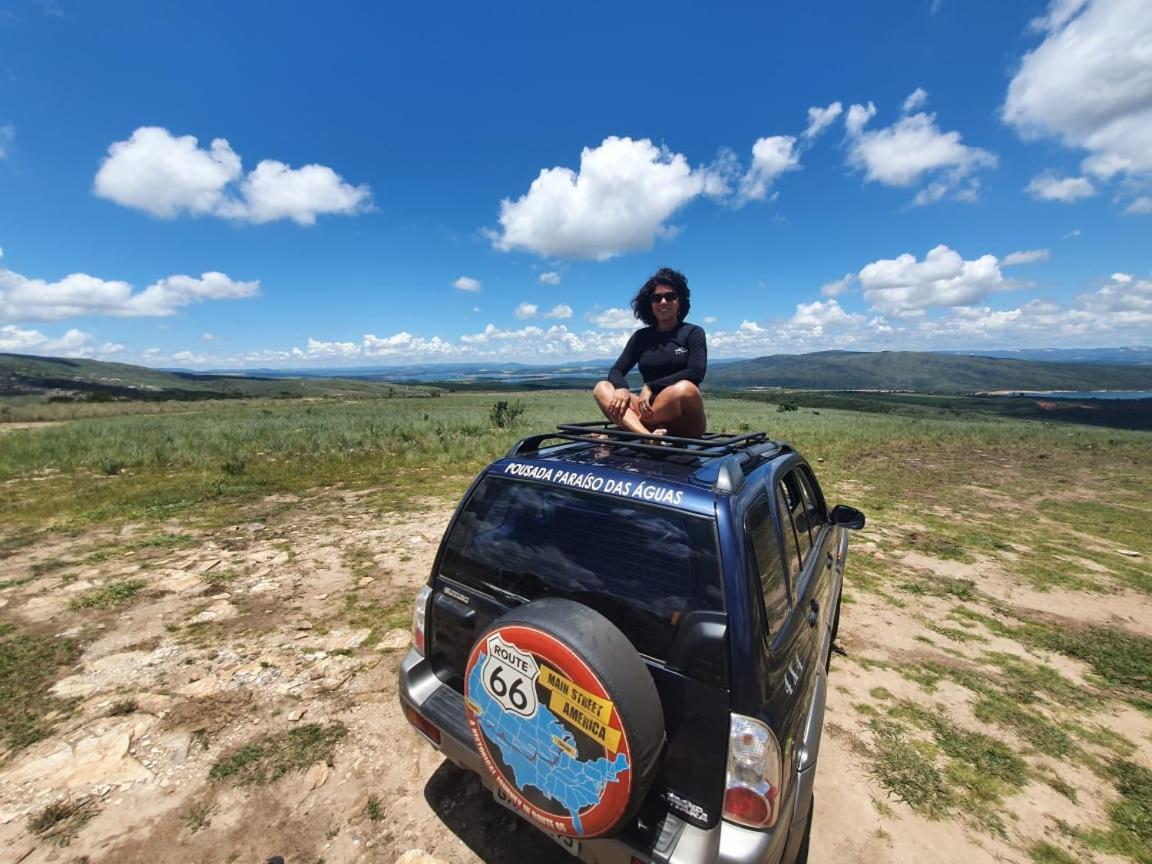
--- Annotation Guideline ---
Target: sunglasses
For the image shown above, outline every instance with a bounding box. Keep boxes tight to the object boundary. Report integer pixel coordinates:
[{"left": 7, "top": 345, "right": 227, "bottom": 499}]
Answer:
[{"left": 650, "top": 292, "right": 679, "bottom": 304}]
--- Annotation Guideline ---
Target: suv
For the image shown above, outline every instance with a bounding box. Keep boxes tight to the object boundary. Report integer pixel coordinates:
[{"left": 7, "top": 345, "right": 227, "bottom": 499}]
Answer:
[{"left": 399, "top": 423, "right": 865, "bottom": 864}]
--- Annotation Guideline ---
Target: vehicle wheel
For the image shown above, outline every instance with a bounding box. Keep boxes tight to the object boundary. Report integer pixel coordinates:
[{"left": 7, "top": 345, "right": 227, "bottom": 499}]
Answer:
[
  {"left": 464, "top": 598, "right": 665, "bottom": 839},
  {"left": 793, "top": 793, "right": 813, "bottom": 864}
]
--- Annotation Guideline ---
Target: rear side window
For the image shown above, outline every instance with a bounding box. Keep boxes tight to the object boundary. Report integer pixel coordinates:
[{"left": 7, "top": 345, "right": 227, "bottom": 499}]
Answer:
[
  {"left": 796, "top": 468, "right": 827, "bottom": 531},
  {"left": 776, "top": 484, "right": 802, "bottom": 585},
  {"left": 439, "top": 476, "right": 722, "bottom": 660},
  {"left": 781, "top": 471, "right": 813, "bottom": 552},
  {"left": 746, "top": 496, "right": 789, "bottom": 634}
]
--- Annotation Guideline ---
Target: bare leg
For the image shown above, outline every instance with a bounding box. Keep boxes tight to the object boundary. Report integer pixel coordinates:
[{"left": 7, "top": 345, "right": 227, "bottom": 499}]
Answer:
[
  {"left": 592, "top": 380, "right": 651, "bottom": 434},
  {"left": 644, "top": 381, "right": 706, "bottom": 437}
]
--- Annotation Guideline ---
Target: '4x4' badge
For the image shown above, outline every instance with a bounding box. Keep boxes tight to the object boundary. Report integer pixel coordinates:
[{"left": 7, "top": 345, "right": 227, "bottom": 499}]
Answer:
[{"left": 481, "top": 633, "right": 540, "bottom": 718}]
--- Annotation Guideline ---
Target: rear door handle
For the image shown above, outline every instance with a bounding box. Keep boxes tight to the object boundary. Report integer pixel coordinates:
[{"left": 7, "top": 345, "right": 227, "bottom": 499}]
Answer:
[{"left": 808, "top": 599, "right": 819, "bottom": 627}]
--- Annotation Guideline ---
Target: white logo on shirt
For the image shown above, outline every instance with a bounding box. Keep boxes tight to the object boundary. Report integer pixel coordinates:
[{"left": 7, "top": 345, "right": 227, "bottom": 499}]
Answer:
[{"left": 674, "top": 346, "right": 688, "bottom": 354}]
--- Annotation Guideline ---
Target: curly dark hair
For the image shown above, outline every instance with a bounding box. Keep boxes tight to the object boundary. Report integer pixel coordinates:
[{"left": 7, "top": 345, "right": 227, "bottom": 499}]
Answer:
[{"left": 631, "top": 267, "right": 691, "bottom": 327}]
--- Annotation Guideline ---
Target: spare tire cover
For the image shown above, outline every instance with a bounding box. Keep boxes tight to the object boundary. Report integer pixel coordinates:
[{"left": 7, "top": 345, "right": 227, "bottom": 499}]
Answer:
[{"left": 464, "top": 597, "right": 664, "bottom": 838}]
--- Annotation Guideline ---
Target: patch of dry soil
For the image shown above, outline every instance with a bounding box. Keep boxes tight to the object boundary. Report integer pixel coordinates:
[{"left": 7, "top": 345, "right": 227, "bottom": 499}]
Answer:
[{"left": 0, "top": 492, "right": 1149, "bottom": 864}]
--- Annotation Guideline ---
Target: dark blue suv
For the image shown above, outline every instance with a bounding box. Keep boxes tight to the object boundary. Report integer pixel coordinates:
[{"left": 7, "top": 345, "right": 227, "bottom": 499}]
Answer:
[{"left": 399, "top": 423, "right": 864, "bottom": 864}]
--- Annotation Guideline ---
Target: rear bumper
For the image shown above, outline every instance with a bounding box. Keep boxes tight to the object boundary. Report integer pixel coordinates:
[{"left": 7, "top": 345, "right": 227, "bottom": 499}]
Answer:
[{"left": 398, "top": 649, "right": 794, "bottom": 864}]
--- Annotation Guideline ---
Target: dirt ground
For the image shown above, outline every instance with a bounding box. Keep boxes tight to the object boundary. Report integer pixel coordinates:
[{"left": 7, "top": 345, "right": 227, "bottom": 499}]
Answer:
[{"left": 0, "top": 487, "right": 1149, "bottom": 864}]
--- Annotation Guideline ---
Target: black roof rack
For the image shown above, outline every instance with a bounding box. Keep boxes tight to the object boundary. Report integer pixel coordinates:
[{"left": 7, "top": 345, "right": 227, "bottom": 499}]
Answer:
[{"left": 508, "top": 421, "right": 771, "bottom": 459}]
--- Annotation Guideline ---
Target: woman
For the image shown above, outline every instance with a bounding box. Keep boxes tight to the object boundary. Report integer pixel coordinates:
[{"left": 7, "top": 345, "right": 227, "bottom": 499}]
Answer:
[{"left": 593, "top": 267, "right": 707, "bottom": 438}]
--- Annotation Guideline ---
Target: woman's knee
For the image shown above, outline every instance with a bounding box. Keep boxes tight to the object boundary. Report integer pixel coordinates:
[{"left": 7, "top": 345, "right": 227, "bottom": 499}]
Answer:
[
  {"left": 592, "top": 380, "right": 615, "bottom": 403},
  {"left": 665, "top": 380, "right": 702, "bottom": 404}
]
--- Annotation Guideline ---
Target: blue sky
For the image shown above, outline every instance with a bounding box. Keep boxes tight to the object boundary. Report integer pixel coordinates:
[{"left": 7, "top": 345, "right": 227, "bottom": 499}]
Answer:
[{"left": 0, "top": 0, "right": 1149, "bottom": 368}]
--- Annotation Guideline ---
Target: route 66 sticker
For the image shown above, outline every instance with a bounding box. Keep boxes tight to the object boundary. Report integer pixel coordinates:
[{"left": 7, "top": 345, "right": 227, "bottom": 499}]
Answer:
[{"left": 481, "top": 633, "right": 539, "bottom": 718}]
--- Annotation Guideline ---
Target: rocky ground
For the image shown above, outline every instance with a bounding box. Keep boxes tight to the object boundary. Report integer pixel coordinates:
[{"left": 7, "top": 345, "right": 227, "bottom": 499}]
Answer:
[{"left": 0, "top": 485, "right": 1149, "bottom": 864}]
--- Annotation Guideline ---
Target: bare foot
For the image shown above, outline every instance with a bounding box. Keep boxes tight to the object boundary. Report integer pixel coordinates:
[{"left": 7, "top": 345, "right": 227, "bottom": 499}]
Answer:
[{"left": 653, "top": 428, "right": 667, "bottom": 436}]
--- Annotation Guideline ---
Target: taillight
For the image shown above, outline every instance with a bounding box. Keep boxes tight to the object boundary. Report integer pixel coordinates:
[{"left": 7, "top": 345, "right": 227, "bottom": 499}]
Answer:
[
  {"left": 402, "top": 702, "right": 441, "bottom": 745},
  {"left": 412, "top": 584, "right": 431, "bottom": 654},
  {"left": 722, "top": 714, "right": 782, "bottom": 829}
]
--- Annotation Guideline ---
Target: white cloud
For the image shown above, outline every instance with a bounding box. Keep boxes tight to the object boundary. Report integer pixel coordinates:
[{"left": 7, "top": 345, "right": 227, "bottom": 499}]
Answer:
[
  {"left": 902, "top": 87, "right": 929, "bottom": 114},
  {"left": 803, "top": 102, "right": 843, "bottom": 141},
  {"left": 1004, "top": 0, "right": 1152, "bottom": 184},
  {"left": 515, "top": 302, "right": 538, "bottom": 319},
  {"left": 1003, "top": 248, "right": 1051, "bottom": 265},
  {"left": 232, "top": 160, "right": 372, "bottom": 225},
  {"left": 453, "top": 276, "right": 482, "bottom": 292},
  {"left": 120, "top": 272, "right": 259, "bottom": 317},
  {"left": 0, "top": 325, "right": 124, "bottom": 358},
  {"left": 845, "top": 102, "right": 877, "bottom": 137},
  {"left": 586, "top": 307, "right": 640, "bottom": 330},
  {"left": 1126, "top": 196, "right": 1152, "bottom": 214},
  {"left": 171, "top": 350, "right": 211, "bottom": 365},
  {"left": 789, "top": 299, "right": 865, "bottom": 331},
  {"left": 0, "top": 264, "right": 258, "bottom": 321},
  {"left": 538, "top": 271, "right": 561, "bottom": 285},
  {"left": 1110, "top": 272, "right": 1133, "bottom": 283},
  {"left": 702, "top": 315, "right": 717, "bottom": 324},
  {"left": 1065, "top": 228, "right": 1083, "bottom": 238},
  {"left": 492, "top": 136, "right": 721, "bottom": 260},
  {"left": 739, "top": 136, "right": 800, "bottom": 203},
  {"left": 0, "top": 124, "right": 14, "bottom": 159},
  {"left": 94, "top": 126, "right": 371, "bottom": 225},
  {"left": 845, "top": 97, "right": 996, "bottom": 203},
  {"left": 200, "top": 332, "right": 218, "bottom": 342},
  {"left": 857, "top": 244, "right": 1008, "bottom": 316},
  {"left": 547, "top": 304, "right": 573, "bottom": 319},
  {"left": 1025, "top": 173, "right": 1096, "bottom": 201},
  {"left": 820, "top": 274, "right": 854, "bottom": 297}
]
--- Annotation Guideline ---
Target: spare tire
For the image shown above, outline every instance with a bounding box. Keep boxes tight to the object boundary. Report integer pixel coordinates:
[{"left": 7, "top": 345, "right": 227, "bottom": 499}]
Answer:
[{"left": 464, "top": 598, "right": 664, "bottom": 839}]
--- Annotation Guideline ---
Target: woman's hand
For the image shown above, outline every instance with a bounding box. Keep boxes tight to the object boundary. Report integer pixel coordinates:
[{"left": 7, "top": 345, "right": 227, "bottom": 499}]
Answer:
[
  {"left": 608, "top": 387, "right": 632, "bottom": 422},
  {"left": 637, "top": 385, "right": 654, "bottom": 419}
]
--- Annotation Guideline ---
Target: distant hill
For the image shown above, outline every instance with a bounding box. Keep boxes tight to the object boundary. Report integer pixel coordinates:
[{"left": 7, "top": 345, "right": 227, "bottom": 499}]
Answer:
[
  {"left": 707, "top": 351, "right": 1152, "bottom": 392},
  {"left": 0, "top": 353, "right": 438, "bottom": 400},
  {"left": 938, "top": 347, "right": 1152, "bottom": 365}
]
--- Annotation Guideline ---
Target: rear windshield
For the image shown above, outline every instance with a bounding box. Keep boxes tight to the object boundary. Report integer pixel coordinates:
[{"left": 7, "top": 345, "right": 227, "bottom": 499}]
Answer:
[{"left": 440, "top": 475, "right": 723, "bottom": 659}]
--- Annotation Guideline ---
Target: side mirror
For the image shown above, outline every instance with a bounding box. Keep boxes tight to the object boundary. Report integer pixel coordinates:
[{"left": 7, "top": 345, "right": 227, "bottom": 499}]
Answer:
[{"left": 830, "top": 504, "right": 865, "bottom": 530}]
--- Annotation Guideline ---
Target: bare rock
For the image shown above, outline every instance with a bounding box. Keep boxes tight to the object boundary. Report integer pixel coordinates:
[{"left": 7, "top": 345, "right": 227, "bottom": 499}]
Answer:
[
  {"left": 376, "top": 629, "right": 410, "bottom": 651},
  {"left": 4, "top": 727, "right": 152, "bottom": 788},
  {"left": 331, "top": 628, "right": 372, "bottom": 651},
  {"left": 183, "top": 600, "right": 238, "bottom": 626},
  {"left": 395, "top": 851, "right": 449, "bottom": 864},
  {"left": 302, "top": 761, "right": 330, "bottom": 790}
]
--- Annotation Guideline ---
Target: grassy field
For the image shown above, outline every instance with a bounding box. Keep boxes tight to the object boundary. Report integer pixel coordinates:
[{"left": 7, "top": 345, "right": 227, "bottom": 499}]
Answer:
[{"left": 0, "top": 391, "right": 1149, "bottom": 863}]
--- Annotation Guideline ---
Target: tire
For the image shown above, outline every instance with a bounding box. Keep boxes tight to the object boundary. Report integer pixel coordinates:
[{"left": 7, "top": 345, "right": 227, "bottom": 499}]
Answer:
[{"left": 464, "top": 598, "right": 665, "bottom": 839}]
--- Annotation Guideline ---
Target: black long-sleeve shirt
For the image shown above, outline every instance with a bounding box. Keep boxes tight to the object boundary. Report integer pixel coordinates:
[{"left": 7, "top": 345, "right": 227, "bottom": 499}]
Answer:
[{"left": 607, "top": 322, "right": 707, "bottom": 397}]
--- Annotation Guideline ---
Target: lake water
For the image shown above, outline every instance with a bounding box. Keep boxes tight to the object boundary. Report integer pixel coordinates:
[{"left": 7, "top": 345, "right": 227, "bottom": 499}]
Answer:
[{"left": 1001, "top": 390, "right": 1152, "bottom": 400}]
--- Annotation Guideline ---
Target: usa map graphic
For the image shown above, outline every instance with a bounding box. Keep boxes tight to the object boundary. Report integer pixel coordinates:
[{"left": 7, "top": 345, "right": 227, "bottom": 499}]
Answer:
[{"left": 468, "top": 660, "right": 629, "bottom": 834}]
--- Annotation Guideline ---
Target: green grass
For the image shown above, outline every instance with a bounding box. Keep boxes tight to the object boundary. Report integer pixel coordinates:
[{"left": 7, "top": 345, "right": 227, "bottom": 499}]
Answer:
[
  {"left": 951, "top": 606, "right": 1152, "bottom": 711},
  {"left": 203, "top": 568, "right": 241, "bottom": 589},
  {"left": 1079, "top": 761, "right": 1152, "bottom": 864},
  {"left": 182, "top": 801, "right": 216, "bottom": 834},
  {"left": 208, "top": 722, "right": 347, "bottom": 786},
  {"left": 364, "top": 794, "right": 383, "bottom": 822},
  {"left": 1029, "top": 842, "right": 1082, "bottom": 864},
  {"left": 885, "top": 699, "right": 1027, "bottom": 835},
  {"left": 972, "top": 691, "right": 1074, "bottom": 757},
  {"left": 1, "top": 391, "right": 1149, "bottom": 537},
  {"left": 27, "top": 797, "right": 99, "bottom": 846},
  {"left": 981, "top": 652, "right": 1090, "bottom": 707},
  {"left": 68, "top": 578, "right": 147, "bottom": 610},
  {"left": 340, "top": 592, "right": 411, "bottom": 644},
  {"left": 0, "top": 620, "right": 80, "bottom": 752},
  {"left": 866, "top": 719, "right": 953, "bottom": 819},
  {"left": 107, "top": 697, "right": 138, "bottom": 716}
]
